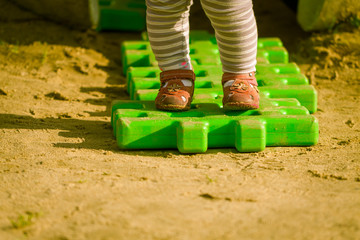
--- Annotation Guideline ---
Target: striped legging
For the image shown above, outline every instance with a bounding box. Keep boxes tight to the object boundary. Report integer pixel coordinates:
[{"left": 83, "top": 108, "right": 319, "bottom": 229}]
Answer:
[{"left": 146, "top": 0, "right": 258, "bottom": 74}]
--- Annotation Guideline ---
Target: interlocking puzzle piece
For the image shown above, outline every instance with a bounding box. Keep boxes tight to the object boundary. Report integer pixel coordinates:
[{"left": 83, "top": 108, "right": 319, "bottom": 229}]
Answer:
[
  {"left": 111, "top": 99, "right": 319, "bottom": 153},
  {"left": 126, "top": 63, "right": 318, "bottom": 113},
  {"left": 97, "top": 0, "right": 146, "bottom": 31},
  {"left": 121, "top": 37, "right": 288, "bottom": 74}
]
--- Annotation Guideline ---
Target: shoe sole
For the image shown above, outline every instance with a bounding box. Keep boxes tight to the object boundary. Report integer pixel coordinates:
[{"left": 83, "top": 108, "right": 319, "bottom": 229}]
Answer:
[
  {"left": 223, "top": 102, "right": 259, "bottom": 111},
  {"left": 156, "top": 104, "right": 191, "bottom": 112}
]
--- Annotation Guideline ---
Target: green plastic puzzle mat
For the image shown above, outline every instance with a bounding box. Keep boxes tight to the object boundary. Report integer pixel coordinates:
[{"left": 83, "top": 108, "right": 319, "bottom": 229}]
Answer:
[{"left": 111, "top": 31, "right": 318, "bottom": 153}]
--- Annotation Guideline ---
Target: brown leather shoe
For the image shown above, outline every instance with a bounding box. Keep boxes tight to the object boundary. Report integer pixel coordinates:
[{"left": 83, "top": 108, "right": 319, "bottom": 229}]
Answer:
[
  {"left": 222, "top": 72, "right": 260, "bottom": 110},
  {"left": 155, "top": 69, "right": 196, "bottom": 111}
]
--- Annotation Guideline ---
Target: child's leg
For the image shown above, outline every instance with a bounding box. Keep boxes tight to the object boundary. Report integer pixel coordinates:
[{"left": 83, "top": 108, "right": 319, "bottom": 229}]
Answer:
[
  {"left": 146, "top": 0, "right": 196, "bottom": 111},
  {"left": 200, "top": 0, "right": 259, "bottom": 110},
  {"left": 200, "top": 0, "right": 257, "bottom": 74},
  {"left": 146, "top": 0, "right": 193, "bottom": 71}
]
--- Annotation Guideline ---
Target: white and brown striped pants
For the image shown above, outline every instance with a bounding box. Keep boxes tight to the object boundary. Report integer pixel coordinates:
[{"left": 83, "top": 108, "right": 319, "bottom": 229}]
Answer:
[{"left": 146, "top": 0, "right": 258, "bottom": 74}]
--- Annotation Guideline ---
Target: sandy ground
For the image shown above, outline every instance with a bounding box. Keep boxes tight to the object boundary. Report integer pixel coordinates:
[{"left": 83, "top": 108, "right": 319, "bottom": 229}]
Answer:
[{"left": 0, "top": 0, "right": 360, "bottom": 239}]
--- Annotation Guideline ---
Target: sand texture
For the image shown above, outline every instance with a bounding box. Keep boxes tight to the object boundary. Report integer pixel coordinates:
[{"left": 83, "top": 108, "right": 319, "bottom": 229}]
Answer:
[{"left": 0, "top": 0, "right": 359, "bottom": 239}]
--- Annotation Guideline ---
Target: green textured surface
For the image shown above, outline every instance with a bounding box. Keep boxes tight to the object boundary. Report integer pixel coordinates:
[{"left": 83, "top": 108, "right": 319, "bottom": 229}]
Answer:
[
  {"left": 97, "top": 0, "right": 146, "bottom": 31},
  {"left": 111, "top": 99, "right": 319, "bottom": 153},
  {"left": 127, "top": 64, "right": 318, "bottom": 113},
  {"left": 121, "top": 32, "right": 288, "bottom": 74}
]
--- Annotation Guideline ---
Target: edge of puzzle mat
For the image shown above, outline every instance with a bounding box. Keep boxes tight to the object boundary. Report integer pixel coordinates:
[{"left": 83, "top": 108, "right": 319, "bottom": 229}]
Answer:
[{"left": 111, "top": 100, "right": 319, "bottom": 153}]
